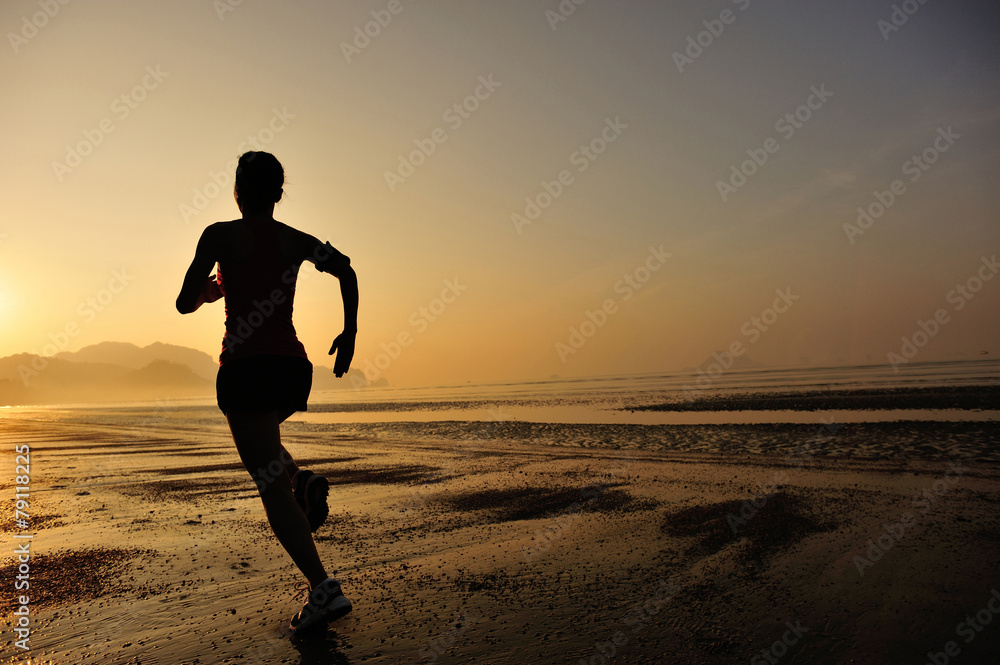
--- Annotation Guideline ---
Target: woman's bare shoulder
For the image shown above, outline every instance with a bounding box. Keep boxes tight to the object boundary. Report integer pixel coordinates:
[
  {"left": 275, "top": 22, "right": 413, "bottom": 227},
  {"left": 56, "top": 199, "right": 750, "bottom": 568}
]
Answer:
[
  {"left": 206, "top": 220, "right": 252, "bottom": 263},
  {"left": 274, "top": 221, "right": 321, "bottom": 262},
  {"left": 276, "top": 220, "right": 320, "bottom": 245},
  {"left": 274, "top": 220, "right": 312, "bottom": 237},
  {"left": 205, "top": 219, "right": 242, "bottom": 238}
]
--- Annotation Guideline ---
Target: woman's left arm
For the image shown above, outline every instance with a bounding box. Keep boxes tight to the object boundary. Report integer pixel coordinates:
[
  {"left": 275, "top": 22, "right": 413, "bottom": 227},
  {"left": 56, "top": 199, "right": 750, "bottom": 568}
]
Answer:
[{"left": 176, "top": 224, "right": 221, "bottom": 314}]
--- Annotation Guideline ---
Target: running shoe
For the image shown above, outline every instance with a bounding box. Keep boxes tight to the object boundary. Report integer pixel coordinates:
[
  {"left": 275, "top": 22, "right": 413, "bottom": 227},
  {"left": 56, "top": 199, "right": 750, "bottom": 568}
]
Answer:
[
  {"left": 289, "top": 578, "right": 352, "bottom": 633},
  {"left": 292, "top": 469, "right": 330, "bottom": 532}
]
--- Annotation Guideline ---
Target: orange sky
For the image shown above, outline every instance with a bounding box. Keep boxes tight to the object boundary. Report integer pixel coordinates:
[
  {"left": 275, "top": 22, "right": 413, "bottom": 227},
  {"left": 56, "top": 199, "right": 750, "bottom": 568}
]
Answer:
[{"left": 2, "top": 0, "right": 998, "bottom": 386}]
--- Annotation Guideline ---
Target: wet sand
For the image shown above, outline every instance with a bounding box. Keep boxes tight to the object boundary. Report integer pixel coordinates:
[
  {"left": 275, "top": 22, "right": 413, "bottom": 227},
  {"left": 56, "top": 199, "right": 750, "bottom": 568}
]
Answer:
[{"left": 1, "top": 408, "right": 999, "bottom": 664}]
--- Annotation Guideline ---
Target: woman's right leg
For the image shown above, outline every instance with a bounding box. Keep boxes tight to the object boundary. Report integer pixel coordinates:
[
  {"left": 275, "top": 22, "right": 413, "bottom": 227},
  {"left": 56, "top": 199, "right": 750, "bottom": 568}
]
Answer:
[{"left": 226, "top": 409, "right": 328, "bottom": 589}]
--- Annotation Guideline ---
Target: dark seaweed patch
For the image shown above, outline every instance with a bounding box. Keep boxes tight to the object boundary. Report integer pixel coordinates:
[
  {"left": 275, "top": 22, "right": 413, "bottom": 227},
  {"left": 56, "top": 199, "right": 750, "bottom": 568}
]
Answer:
[
  {"left": 661, "top": 491, "right": 826, "bottom": 565},
  {"left": 0, "top": 547, "right": 156, "bottom": 611},
  {"left": 436, "top": 485, "right": 658, "bottom": 522}
]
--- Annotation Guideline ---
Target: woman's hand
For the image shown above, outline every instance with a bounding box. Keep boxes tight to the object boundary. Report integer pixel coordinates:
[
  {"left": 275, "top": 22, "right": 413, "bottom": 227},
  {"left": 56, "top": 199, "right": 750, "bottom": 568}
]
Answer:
[
  {"left": 176, "top": 226, "right": 220, "bottom": 314},
  {"left": 328, "top": 330, "right": 356, "bottom": 378},
  {"left": 203, "top": 274, "right": 223, "bottom": 303}
]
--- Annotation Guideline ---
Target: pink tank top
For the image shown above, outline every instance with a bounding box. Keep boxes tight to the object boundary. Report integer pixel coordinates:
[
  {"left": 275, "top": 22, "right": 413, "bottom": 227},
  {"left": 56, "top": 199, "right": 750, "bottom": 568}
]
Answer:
[{"left": 216, "top": 219, "right": 308, "bottom": 365}]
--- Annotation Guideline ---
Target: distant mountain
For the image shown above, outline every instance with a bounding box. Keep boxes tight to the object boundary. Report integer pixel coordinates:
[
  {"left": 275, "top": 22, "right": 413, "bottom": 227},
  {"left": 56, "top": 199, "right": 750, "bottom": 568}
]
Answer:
[
  {"left": 680, "top": 350, "right": 764, "bottom": 373},
  {"left": 57, "top": 341, "right": 218, "bottom": 382},
  {"left": 0, "top": 354, "right": 209, "bottom": 406},
  {"left": 120, "top": 359, "right": 213, "bottom": 392},
  {"left": 312, "top": 365, "right": 387, "bottom": 391},
  {"left": 0, "top": 342, "right": 380, "bottom": 406}
]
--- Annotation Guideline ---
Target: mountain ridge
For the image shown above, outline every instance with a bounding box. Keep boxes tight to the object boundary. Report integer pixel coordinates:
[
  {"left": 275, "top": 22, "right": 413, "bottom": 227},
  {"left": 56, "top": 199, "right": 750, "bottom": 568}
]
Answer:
[{"left": 0, "top": 341, "right": 375, "bottom": 407}]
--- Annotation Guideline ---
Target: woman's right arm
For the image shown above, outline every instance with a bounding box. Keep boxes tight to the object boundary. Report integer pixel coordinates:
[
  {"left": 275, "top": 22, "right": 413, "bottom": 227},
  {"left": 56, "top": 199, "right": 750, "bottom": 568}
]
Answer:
[{"left": 176, "top": 224, "right": 221, "bottom": 314}]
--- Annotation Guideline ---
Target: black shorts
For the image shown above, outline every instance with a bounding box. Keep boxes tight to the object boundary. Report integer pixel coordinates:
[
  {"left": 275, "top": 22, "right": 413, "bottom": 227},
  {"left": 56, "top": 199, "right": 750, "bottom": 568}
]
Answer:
[{"left": 216, "top": 355, "right": 312, "bottom": 416}]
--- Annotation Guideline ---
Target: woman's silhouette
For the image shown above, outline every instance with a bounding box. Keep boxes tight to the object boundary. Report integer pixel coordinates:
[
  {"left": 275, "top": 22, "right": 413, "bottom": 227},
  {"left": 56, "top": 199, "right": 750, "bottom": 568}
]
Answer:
[{"left": 176, "top": 151, "right": 359, "bottom": 633}]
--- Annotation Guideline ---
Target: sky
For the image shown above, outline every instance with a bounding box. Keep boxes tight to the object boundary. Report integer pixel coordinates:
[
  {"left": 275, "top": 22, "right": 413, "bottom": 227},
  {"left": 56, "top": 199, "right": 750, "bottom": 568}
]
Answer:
[{"left": 1, "top": 0, "right": 998, "bottom": 387}]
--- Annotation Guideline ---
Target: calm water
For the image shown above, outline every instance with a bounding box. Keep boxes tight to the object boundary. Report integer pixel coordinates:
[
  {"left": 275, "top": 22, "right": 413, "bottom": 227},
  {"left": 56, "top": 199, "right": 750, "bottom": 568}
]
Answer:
[
  {"left": 4, "top": 359, "right": 996, "bottom": 458},
  {"left": 4, "top": 359, "right": 996, "bottom": 427},
  {"left": 292, "top": 359, "right": 1000, "bottom": 426},
  {"left": 323, "top": 357, "right": 1000, "bottom": 399}
]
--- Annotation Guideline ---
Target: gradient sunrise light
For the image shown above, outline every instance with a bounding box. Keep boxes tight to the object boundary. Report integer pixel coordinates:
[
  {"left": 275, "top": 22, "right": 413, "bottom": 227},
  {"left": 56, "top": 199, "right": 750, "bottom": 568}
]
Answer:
[{"left": 2, "top": 0, "right": 998, "bottom": 387}]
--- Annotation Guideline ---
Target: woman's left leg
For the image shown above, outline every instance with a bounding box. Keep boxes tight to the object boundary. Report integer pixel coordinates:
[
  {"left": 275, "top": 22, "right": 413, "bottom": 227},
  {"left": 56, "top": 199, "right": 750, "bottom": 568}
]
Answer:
[
  {"left": 274, "top": 404, "right": 330, "bottom": 533},
  {"left": 277, "top": 407, "right": 300, "bottom": 480}
]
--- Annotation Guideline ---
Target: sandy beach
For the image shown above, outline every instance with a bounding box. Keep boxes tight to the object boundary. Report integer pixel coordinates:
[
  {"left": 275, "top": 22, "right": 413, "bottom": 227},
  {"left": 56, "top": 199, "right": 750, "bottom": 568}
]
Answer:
[
  {"left": 4, "top": 0, "right": 999, "bottom": 660},
  {"left": 2, "top": 404, "right": 999, "bottom": 665}
]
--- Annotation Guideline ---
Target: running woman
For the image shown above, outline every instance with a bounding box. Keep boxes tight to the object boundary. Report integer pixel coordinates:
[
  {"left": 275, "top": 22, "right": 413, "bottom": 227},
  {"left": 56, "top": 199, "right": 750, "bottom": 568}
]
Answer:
[{"left": 176, "top": 151, "right": 359, "bottom": 633}]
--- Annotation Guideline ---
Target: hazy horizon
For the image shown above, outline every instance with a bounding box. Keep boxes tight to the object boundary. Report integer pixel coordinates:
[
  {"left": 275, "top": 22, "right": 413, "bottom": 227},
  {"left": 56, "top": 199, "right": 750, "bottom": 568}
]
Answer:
[
  {"left": 3, "top": 0, "right": 998, "bottom": 387},
  {"left": 3, "top": 339, "right": 997, "bottom": 397}
]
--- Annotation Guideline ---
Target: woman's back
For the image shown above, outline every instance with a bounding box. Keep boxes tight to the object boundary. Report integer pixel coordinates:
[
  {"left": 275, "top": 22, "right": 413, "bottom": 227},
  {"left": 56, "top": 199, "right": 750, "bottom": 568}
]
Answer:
[{"left": 217, "top": 218, "right": 308, "bottom": 364}]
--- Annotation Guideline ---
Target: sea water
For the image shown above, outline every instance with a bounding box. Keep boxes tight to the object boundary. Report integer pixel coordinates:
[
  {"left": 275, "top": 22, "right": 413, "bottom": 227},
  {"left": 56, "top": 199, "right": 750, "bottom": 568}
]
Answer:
[{"left": 296, "top": 358, "right": 1000, "bottom": 426}]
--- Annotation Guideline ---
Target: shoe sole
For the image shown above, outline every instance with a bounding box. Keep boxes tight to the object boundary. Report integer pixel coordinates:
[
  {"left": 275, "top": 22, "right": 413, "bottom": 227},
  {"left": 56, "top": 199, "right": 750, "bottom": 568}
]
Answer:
[
  {"left": 303, "top": 475, "right": 330, "bottom": 532},
  {"left": 325, "top": 595, "right": 353, "bottom": 622},
  {"left": 292, "top": 471, "right": 313, "bottom": 509}
]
